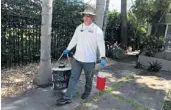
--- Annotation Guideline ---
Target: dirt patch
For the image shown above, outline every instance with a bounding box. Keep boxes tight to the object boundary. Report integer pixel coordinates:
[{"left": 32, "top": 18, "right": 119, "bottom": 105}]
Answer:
[
  {"left": 1, "top": 63, "right": 39, "bottom": 99},
  {"left": 134, "top": 75, "right": 171, "bottom": 91}
]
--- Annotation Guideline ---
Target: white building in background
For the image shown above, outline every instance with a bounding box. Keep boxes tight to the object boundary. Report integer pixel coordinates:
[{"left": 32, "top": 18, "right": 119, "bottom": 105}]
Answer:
[{"left": 164, "top": 13, "right": 171, "bottom": 52}]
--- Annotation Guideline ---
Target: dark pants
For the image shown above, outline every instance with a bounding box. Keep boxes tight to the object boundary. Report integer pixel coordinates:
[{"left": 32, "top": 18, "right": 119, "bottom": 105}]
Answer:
[{"left": 63, "top": 58, "right": 95, "bottom": 100}]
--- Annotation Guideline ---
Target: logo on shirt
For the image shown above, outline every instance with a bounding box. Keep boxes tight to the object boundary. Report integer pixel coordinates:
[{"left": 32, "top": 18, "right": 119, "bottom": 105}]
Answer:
[
  {"left": 80, "top": 29, "right": 94, "bottom": 33},
  {"left": 88, "top": 30, "right": 94, "bottom": 33}
]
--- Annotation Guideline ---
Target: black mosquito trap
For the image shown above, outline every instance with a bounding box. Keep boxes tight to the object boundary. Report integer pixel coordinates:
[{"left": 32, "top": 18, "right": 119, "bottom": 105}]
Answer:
[{"left": 52, "top": 54, "right": 71, "bottom": 90}]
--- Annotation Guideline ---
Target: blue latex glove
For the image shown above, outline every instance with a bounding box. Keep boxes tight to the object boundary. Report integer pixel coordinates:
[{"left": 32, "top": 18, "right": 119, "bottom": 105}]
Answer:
[
  {"left": 100, "top": 57, "right": 106, "bottom": 67},
  {"left": 63, "top": 49, "right": 70, "bottom": 55}
]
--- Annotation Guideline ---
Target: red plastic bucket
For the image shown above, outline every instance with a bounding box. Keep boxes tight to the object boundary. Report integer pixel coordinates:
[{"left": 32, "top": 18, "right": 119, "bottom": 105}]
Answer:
[{"left": 96, "top": 72, "right": 106, "bottom": 91}]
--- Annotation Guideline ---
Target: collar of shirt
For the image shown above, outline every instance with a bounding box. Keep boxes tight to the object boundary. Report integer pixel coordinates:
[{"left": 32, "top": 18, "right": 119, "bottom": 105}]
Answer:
[{"left": 81, "top": 23, "right": 94, "bottom": 33}]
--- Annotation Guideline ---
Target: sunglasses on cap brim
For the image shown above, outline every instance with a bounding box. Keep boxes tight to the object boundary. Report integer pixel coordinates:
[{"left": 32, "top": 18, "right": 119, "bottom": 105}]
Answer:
[{"left": 83, "top": 14, "right": 94, "bottom": 17}]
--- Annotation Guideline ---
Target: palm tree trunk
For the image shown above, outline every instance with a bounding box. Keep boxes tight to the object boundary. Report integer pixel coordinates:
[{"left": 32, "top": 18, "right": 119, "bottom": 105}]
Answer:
[
  {"left": 34, "top": 0, "right": 53, "bottom": 86},
  {"left": 95, "top": 0, "right": 106, "bottom": 61},
  {"left": 103, "top": 0, "right": 110, "bottom": 35},
  {"left": 95, "top": 0, "right": 106, "bottom": 29},
  {"left": 121, "top": 0, "right": 127, "bottom": 48}
]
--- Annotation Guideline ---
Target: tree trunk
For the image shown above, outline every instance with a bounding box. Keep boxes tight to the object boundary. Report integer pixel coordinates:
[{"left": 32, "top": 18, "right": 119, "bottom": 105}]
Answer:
[
  {"left": 146, "top": 23, "right": 152, "bottom": 36},
  {"left": 121, "top": 0, "right": 127, "bottom": 48},
  {"left": 102, "top": 0, "right": 110, "bottom": 35},
  {"left": 95, "top": 0, "right": 106, "bottom": 61},
  {"left": 95, "top": 0, "right": 106, "bottom": 29},
  {"left": 34, "top": 0, "right": 53, "bottom": 86}
]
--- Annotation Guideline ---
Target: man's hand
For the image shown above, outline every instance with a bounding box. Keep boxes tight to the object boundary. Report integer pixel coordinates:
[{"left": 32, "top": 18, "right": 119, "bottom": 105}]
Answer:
[
  {"left": 63, "top": 49, "right": 70, "bottom": 55},
  {"left": 100, "top": 57, "right": 106, "bottom": 68}
]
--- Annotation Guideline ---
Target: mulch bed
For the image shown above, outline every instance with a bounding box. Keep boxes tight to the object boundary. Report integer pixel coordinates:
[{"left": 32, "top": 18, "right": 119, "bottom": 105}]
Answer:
[{"left": 1, "top": 63, "right": 39, "bottom": 99}]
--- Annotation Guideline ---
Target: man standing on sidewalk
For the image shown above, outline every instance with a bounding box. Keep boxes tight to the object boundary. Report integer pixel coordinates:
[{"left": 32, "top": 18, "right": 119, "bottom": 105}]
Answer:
[{"left": 56, "top": 7, "right": 106, "bottom": 106}]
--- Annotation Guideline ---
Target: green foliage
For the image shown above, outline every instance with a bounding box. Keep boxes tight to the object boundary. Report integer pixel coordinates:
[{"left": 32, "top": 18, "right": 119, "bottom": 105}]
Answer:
[
  {"left": 147, "top": 61, "right": 162, "bottom": 72},
  {"left": 105, "top": 41, "right": 125, "bottom": 60},
  {"left": 134, "top": 61, "right": 143, "bottom": 69},
  {"left": 141, "top": 35, "right": 165, "bottom": 56},
  {"left": 130, "top": 0, "right": 171, "bottom": 36},
  {"left": 53, "top": 0, "right": 84, "bottom": 27},
  {"left": 131, "top": 0, "right": 171, "bottom": 23},
  {"left": 105, "top": 10, "right": 146, "bottom": 50},
  {"left": 162, "top": 99, "right": 171, "bottom": 110},
  {"left": 1, "top": 0, "right": 41, "bottom": 18},
  {"left": 126, "top": 0, "right": 171, "bottom": 52},
  {"left": 127, "top": 12, "right": 147, "bottom": 50},
  {"left": 131, "top": 0, "right": 156, "bottom": 23},
  {"left": 162, "top": 88, "right": 171, "bottom": 110},
  {"left": 105, "top": 10, "right": 121, "bottom": 43}
]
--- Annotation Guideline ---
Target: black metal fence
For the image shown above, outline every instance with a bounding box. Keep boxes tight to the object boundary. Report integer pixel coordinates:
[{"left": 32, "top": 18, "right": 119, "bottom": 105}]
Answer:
[
  {"left": 1, "top": 15, "right": 40, "bottom": 67},
  {"left": 1, "top": 14, "right": 76, "bottom": 68}
]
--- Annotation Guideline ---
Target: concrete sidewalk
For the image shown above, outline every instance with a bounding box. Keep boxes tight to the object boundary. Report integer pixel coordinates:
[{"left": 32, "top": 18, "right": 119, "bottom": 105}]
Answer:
[
  {"left": 2, "top": 61, "right": 170, "bottom": 110},
  {"left": 1, "top": 81, "right": 98, "bottom": 110}
]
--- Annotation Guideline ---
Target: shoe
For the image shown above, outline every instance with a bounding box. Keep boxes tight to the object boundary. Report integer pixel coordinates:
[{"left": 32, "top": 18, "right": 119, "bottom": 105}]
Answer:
[
  {"left": 81, "top": 93, "right": 90, "bottom": 99},
  {"left": 56, "top": 98, "right": 72, "bottom": 106}
]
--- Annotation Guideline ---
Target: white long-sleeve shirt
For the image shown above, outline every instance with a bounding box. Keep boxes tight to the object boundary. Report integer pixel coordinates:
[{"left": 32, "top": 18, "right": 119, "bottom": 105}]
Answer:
[{"left": 67, "top": 23, "right": 106, "bottom": 62}]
